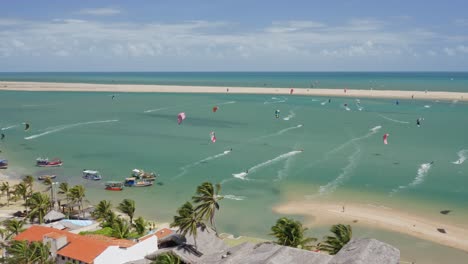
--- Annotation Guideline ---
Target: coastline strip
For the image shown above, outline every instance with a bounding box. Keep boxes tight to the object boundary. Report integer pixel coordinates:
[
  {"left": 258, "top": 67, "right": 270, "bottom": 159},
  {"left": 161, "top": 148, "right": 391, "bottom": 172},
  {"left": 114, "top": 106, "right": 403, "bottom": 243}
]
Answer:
[{"left": 1, "top": 81, "right": 468, "bottom": 101}]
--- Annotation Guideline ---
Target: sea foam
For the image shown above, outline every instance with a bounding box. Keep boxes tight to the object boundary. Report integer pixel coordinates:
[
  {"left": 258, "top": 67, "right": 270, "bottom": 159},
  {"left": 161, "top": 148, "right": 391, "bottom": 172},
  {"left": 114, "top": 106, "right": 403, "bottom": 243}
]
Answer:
[{"left": 25, "top": 120, "right": 119, "bottom": 140}]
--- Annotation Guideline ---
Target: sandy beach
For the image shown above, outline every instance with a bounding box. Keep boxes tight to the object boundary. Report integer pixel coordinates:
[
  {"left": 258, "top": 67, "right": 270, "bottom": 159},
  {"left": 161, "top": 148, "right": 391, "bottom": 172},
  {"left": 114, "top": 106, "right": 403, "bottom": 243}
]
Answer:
[
  {"left": 1, "top": 81, "right": 467, "bottom": 102},
  {"left": 274, "top": 200, "right": 468, "bottom": 253}
]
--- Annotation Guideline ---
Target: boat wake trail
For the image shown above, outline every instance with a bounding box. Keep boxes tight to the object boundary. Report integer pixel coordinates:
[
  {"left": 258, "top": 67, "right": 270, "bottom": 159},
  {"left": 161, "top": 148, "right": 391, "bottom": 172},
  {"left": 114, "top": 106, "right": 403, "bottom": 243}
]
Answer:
[
  {"left": 276, "top": 153, "right": 296, "bottom": 181},
  {"left": 379, "top": 114, "right": 409, "bottom": 124},
  {"left": 25, "top": 120, "right": 119, "bottom": 140},
  {"left": 175, "top": 150, "right": 232, "bottom": 179},
  {"left": 223, "top": 194, "right": 246, "bottom": 201},
  {"left": 1, "top": 125, "right": 19, "bottom": 131},
  {"left": 327, "top": 126, "right": 381, "bottom": 156},
  {"left": 452, "top": 149, "right": 468, "bottom": 165},
  {"left": 253, "top": 124, "right": 303, "bottom": 142},
  {"left": 283, "top": 110, "right": 296, "bottom": 121},
  {"left": 144, "top": 107, "right": 170, "bottom": 113},
  {"left": 233, "top": 150, "right": 303, "bottom": 180},
  {"left": 390, "top": 162, "right": 432, "bottom": 195},
  {"left": 318, "top": 147, "right": 361, "bottom": 195},
  {"left": 217, "top": 101, "right": 236, "bottom": 106}
]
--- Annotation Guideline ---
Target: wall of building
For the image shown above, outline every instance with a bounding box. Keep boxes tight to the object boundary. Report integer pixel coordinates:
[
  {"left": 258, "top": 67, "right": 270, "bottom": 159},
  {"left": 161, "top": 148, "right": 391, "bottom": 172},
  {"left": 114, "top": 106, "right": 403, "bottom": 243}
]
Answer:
[{"left": 94, "top": 236, "right": 158, "bottom": 264}]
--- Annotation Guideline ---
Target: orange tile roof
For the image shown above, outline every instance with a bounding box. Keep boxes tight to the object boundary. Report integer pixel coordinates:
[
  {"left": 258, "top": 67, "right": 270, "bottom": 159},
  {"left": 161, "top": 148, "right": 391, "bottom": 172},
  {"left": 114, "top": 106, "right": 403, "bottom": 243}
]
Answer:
[
  {"left": 83, "top": 234, "right": 136, "bottom": 248},
  {"left": 154, "top": 228, "right": 174, "bottom": 239},
  {"left": 44, "top": 232, "right": 66, "bottom": 239},
  {"left": 14, "top": 225, "right": 135, "bottom": 264}
]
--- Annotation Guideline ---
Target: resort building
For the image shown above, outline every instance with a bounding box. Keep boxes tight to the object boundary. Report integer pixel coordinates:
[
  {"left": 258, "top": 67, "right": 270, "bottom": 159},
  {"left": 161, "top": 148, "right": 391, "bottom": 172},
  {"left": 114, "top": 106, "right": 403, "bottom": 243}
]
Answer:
[{"left": 14, "top": 225, "right": 159, "bottom": 264}]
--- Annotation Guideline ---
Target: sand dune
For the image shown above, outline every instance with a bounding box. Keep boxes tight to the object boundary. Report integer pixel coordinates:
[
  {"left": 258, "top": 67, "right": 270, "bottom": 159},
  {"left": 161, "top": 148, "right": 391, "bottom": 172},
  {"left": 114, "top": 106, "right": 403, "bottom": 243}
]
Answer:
[
  {"left": 1, "top": 81, "right": 467, "bottom": 101},
  {"left": 273, "top": 200, "right": 468, "bottom": 252}
]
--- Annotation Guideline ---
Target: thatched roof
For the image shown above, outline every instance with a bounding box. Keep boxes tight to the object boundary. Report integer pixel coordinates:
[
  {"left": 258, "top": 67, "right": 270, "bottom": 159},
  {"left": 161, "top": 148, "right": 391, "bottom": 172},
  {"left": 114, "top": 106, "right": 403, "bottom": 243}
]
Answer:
[
  {"left": 328, "top": 238, "right": 400, "bottom": 264},
  {"left": 200, "top": 242, "right": 332, "bottom": 264},
  {"left": 44, "top": 210, "right": 65, "bottom": 222}
]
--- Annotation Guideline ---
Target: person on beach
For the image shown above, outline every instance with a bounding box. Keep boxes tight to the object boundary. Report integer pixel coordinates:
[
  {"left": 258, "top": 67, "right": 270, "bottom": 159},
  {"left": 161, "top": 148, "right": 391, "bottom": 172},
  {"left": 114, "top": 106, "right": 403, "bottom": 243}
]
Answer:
[
  {"left": 342, "top": 205, "right": 345, "bottom": 212},
  {"left": 328, "top": 98, "right": 331, "bottom": 103},
  {"left": 344, "top": 88, "right": 347, "bottom": 93},
  {"left": 1, "top": 133, "right": 4, "bottom": 140}
]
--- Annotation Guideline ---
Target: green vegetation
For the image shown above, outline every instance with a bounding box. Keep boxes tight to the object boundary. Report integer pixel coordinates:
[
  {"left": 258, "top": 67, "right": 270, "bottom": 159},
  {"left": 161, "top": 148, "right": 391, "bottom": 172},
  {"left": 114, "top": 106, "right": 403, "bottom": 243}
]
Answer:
[
  {"left": 4, "top": 240, "right": 53, "bottom": 264},
  {"left": 318, "top": 224, "right": 353, "bottom": 255},
  {"left": 79, "top": 227, "right": 114, "bottom": 236},
  {"left": 270, "top": 217, "right": 317, "bottom": 250},
  {"left": 192, "top": 182, "right": 223, "bottom": 234},
  {"left": 117, "top": 198, "right": 136, "bottom": 224},
  {"left": 150, "top": 252, "right": 183, "bottom": 264}
]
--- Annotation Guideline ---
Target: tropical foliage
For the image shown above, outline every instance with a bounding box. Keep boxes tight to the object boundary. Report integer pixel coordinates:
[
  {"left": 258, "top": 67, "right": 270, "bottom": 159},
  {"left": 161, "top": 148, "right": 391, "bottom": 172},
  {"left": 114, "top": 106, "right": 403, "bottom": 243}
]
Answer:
[
  {"left": 92, "top": 200, "right": 112, "bottom": 221},
  {"left": 150, "top": 252, "right": 183, "bottom": 264},
  {"left": 318, "top": 224, "right": 353, "bottom": 255},
  {"left": 27, "top": 192, "right": 51, "bottom": 224},
  {"left": 170, "top": 202, "right": 202, "bottom": 248},
  {"left": 4, "top": 240, "right": 53, "bottom": 264},
  {"left": 192, "top": 182, "right": 223, "bottom": 233},
  {"left": 2, "top": 219, "right": 25, "bottom": 240},
  {"left": 117, "top": 199, "right": 136, "bottom": 224},
  {"left": 270, "top": 217, "right": 316, "bottom": 250},
  {"left": 134, "top": 216, "right": 147, "bottom": 236},
  {"left": 112, "top": 217, "right": 131, "bottom": 239}
]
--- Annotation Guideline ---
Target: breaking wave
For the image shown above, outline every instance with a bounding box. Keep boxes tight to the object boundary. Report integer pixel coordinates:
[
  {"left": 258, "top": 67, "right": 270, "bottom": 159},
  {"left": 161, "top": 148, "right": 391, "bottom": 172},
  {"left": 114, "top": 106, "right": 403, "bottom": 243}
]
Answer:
[
  {"left": 452, "top": 149, "right": 467, "bottom": 165},
  {"left": 390, "top": 162, "right": 432, "bottom": 195}
]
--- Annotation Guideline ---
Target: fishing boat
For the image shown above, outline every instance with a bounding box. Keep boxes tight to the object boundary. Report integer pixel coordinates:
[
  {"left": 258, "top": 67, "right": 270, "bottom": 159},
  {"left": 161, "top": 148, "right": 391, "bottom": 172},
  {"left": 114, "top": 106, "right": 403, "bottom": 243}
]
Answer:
[
  {"left": 124, "top": 177, "right": 153, "bottom": 187},
  {"left": 82, "top": 170, "right": 102, "bottom": 181},
  {"left": 37, "top": 175, "right": 57, "bottom": 180},
  {"left": 131, "top": 169, "right": 157, "bottom": 181},
  {"left": 0, "top": 159, "right": 7, "bottom": 169},
  {"left": 36, "top": 158, "right": 63, "bottom": 167},
  {"left": 105, "top": 181, "right": 124, "bottom": 191}
]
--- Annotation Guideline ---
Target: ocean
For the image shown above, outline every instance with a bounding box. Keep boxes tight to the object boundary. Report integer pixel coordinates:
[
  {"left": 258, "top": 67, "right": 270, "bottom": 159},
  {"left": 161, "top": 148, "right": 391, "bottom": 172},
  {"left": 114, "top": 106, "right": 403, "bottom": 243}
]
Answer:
[{"left": 0, "top": 72, "right": 467, "bottom": 263}]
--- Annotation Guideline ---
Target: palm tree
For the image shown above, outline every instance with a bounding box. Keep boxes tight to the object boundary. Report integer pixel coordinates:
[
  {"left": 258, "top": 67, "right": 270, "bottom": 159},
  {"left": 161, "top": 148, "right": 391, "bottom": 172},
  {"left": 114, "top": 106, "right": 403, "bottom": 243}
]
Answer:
[
  {"left": 14, "top": 182, "right": 29, "bottom": 211},
  {"left": 318, "top": 224, "right": 353, "bottom": 255},
  {"left": 117, "top": 199, "right": 136, "bottom": 224},
  {"left": 58, "top": 182, "right": 69, "bottom": 194},
  {"left": 150, "top": 252, "right": 182, "bottom": 264},
  {"left": 68, "top": 185, "right": 85, "bottom": 218},
  {"left": 270, "top": 217, "right": 317, "bottom": 250},
  {"left": 102, "top": 210, "right": 117, "bottom": 228},
  {"left": 170, "top": 202, "right": 202, "bottom": 248},
  {"left": 92, "top": 200, "right": 112, "bottom": 221},
  {"left": 22, "top": 175, "right": 34, "bottom": 195},
  {"left": 192, "top": 182, "right": 223, "bottom": 234},
  {"left": 2, "top": 219, "right": 25, "bottom": 239},
  {"left": 1, "top": 181, "right": 12, "bottom": 206},
  {"left": 134, "top": 216, "right": 147, "bottom": 236},
  {"left": 27, "top": 192, "right": 51, "bottom": 224},
  {"left": 6, "top": 240, "right": 53, "bottom": 264},
  {"left": 112, "top": 217, "right": 131, "bottom": 239}
]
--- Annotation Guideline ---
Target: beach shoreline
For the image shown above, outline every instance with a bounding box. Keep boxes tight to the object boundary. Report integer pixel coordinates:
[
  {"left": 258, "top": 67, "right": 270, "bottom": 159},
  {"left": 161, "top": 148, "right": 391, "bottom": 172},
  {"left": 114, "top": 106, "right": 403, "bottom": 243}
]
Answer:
[
  {"left": 273, "top": 200, "right": 468, "bottom": 253},
  {"left": 1, "top": 81, "right": 467, "bottom": 101}
]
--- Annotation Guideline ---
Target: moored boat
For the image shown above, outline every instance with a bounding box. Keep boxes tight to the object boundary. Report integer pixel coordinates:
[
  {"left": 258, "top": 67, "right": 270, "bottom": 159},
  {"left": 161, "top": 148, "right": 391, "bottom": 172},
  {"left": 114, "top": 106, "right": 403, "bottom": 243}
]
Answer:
[
  {"left": 83, "top": 170, "right": 102, "bottom": 181},
  {"left": 38, "top": 175, "right": 57, "bottom": 180},
  {"left": 36, "top": 158, "right": 63, "bottom": 167},
  {"left": 124, "top": 177, "right": 153, "bottom": 187},
  {"left": 131, "top": 169, "right": 157, "bottom": 181},
  {"left": 0, "top": 159, "right": 7, "bottom": 169},
  {"left": 105, "top": 181, "right": 124, "bottom": 191}
]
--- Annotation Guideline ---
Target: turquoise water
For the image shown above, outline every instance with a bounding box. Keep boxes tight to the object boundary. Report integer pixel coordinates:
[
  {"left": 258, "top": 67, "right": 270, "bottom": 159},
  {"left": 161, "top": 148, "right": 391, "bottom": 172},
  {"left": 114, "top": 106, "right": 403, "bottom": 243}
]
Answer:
[{"left": 1, "top": 72, "right": 468, "bottom": 91}]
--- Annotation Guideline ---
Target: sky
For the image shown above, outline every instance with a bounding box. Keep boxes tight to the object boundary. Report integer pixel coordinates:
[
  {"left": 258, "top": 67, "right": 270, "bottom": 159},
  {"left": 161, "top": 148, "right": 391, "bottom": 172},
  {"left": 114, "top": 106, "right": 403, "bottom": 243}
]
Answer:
[{"left": 1, "top": 0, "right": 467, "bottom": 71}]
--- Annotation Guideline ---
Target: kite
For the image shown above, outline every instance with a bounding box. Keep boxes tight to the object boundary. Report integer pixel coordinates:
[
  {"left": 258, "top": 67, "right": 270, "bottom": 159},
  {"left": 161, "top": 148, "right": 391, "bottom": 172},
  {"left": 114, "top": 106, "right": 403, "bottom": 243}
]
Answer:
[
  {"left": 24, "top": 123, "right": 30, "bottom": 131},
  {"left": 383, "top": 133, "right": 389, "bottom": 145},
  {"left": 212, "top": 106, "right": 218, "bottom": 113},
  {"left": 177, "top": 112, "right": 186, "bottom": 125}
]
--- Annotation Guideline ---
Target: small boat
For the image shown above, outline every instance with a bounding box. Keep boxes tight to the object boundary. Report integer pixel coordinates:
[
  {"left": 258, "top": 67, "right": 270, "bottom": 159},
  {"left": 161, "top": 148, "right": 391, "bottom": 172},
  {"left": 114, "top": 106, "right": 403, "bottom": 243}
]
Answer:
[
  {"left": 0, "top": 159, "right": 7, "bottom": 169},
  {"left": 105, "top": 181, "right": 124, "bottom": 191},
  {"left": 83, "top": 170, "right": 102, "bottom": 181},
  {"left": 38, "top": 175, "right": 57, "bottom": 180},
  {"left": 124, "top": 177, "right": 153, "bottom": 187},
  {"left": 131, "top": 169, "right": 157, "bottom": 181},
  {"left": 36, "top": 158, "right": 63, "bottom": 167}
]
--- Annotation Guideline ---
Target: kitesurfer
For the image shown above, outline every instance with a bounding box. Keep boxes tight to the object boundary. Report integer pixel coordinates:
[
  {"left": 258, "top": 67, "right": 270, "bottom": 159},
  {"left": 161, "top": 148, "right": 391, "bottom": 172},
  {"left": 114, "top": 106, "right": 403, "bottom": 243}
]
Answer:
[{"left": 0, "top": 133, "right": 4, "bottom": 140}]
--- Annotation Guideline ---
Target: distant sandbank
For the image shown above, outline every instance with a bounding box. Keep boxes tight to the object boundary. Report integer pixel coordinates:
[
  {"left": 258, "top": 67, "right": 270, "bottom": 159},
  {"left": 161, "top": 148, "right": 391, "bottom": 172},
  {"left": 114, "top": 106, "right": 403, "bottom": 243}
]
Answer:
[
  {"left": 1, "top": 81, "right": 467, "bottom": 101},
  {"left": 274, "top": 200, "right": 468, "bottom": 252}
]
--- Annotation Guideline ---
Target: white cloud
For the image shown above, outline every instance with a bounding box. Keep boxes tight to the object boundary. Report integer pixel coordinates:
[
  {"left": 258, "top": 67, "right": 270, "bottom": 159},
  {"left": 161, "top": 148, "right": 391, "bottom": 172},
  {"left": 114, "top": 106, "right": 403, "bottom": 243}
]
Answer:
[
  {"left": 427, "top": 50, "right": 437, "bottom": 56},
  {"left": 79, "top": 7, "right": 121, "bottom": 16},
  {"left": 457, "top": 45, "right": 468, "bottom": 53},
  {"left": 443, "top": 47, "right": 456, "bottom": 56}
]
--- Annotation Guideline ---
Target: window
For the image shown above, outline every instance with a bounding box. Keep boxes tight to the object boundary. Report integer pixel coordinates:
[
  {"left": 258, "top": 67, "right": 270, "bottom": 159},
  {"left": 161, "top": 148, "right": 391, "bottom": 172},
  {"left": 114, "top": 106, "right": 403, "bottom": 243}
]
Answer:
[{"left": 61, "top": 256, "right": 65, "bottom": 260}]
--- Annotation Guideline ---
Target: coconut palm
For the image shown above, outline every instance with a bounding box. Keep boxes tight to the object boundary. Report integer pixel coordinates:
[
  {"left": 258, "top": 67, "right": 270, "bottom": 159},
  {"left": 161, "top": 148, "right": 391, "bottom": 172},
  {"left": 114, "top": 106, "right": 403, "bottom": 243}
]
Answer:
[
  {"left": 117, "top": 199, "right": 136, "bottom": 224},
  {"left": 270, "top": 217, "right": 317, "bottom": 250},
  {"left": 5, "top": 240, "right": 53, "bottom": 264},
  {"left": 192, "top": 182, "right": 223, "bottom": 233},
  {"left": 14, "top": 182, "right": 29, "bottom": 211},
  {"left": 102, "top": 210, "right": 117, "bottom": 228},
  {"left": 134, "top": 216, "right": 147, "bottom": 236},
  {"left": 92, "top": 200, "right": 112, "bottom": 221},
  {"left": 68, "top": 185, "right": 85, "bottom": 217},
  {"left": 170, "top": 202, "right": 202, "bottom": 248},
  {"left": 58, "top": 182, "right": 69, "bottom": 194},
  {"left": 22, "top": 175, "right": 34, "bottom": 194},
  {"left": 112, "top": 217, "right": 131, "bottom": 239},
  {"left": 1, "top": 181, "right": 12, "bottom": 206},
  {"left": 150, "top": 252, "right": 183, "bottom": 264},
  {"left": 2, "top": 219, "right": 25, "bottom": 239},
  {"left": 318, "top": 224, "right": 353, "bottom": 255},
  {"left": 27, "top": 192, "right": 51, "bottom": 224}
]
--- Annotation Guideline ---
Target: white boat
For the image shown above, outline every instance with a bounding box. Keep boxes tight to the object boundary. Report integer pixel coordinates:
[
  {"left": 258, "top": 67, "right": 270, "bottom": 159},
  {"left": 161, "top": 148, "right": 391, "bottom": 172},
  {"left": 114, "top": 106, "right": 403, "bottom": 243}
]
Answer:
[{"left": 82, "top": 170, "right": 102, "bottom": 181}]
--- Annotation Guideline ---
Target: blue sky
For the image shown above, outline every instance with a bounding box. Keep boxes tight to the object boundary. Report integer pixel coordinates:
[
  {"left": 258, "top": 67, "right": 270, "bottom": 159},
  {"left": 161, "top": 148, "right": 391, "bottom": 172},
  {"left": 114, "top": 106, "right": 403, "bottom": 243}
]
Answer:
[{"left": 1, "top": 0, "right": 467, "bottom": 71}]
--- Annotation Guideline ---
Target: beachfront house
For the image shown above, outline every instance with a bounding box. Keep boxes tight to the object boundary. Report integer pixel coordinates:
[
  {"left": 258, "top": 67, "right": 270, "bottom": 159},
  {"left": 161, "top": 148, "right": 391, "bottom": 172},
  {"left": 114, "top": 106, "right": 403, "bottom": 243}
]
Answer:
[{"left": 13, "top": 225, "right": 159, "bottom": 264}]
